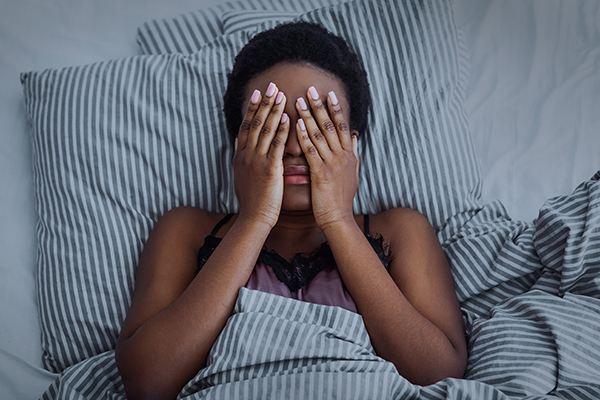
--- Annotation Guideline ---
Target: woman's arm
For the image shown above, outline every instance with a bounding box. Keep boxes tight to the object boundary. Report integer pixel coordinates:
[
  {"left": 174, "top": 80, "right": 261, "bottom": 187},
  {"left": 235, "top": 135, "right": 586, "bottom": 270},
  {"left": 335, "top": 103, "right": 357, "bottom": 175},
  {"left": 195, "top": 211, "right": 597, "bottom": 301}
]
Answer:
[
  {"left": 294, "top": 87, "right": 466, "bottom": 384},
  {"left": 115, "top": 208, "right": 271, "bottom": 399},
  {"left": 323, "top": 208, "right": 467, "bottom": 385},
  {"left": 116, "top": 83, "right": 289, "bottom": 400}
]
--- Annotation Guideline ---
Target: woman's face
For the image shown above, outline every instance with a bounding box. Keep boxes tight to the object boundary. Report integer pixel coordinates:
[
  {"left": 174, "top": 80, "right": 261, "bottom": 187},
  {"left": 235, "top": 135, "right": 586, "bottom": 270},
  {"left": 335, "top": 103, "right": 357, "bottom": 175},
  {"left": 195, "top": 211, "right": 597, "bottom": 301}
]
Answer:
[{"left": 243, "top": 62, "right": 355, "bottom": 213}]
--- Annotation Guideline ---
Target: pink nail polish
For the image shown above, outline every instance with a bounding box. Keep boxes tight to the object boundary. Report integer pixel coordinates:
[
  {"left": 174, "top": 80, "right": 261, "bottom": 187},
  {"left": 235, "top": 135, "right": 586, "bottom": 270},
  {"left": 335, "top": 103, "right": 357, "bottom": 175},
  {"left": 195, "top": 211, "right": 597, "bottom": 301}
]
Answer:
[
  {"left": 297, "top": 97, "right": 307, "bottom": 111},
  {"left": 308, "top": 86, "right": 319, "bottom": 100},
  {"left": 328, "top": 91, "right": 338, "bottom": 105},
  {"left": 281, "top": 113, "right": 288, "bottom": 124},
  {"left": 298, "top": 118, "right": 306, "bottom": 131},
  {"left": 266, "top": 82, "right": 276, "bottom": 97},
  {"left": 251, "top": 90, "right": 260, "bottom": 104},
  {"left": 275, "top": 91, "right": 284, "bottom": 105}
]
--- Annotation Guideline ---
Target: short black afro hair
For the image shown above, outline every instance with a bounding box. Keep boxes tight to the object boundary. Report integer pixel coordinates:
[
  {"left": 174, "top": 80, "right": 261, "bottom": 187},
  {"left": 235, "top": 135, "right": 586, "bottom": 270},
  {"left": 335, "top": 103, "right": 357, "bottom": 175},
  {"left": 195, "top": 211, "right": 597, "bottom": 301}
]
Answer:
[{"left": 223, "top": 21, "right": 370, "bottom": 142}]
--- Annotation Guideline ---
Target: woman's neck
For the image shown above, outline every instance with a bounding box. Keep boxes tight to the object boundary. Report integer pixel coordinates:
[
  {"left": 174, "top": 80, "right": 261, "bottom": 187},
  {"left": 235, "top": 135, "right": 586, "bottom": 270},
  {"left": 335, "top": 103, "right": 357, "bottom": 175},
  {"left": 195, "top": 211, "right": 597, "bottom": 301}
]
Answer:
[
  {"left": 264, "top": 212, "right": 363, "bottom": 260},
  {"left": 265, "top": 211, "right": 326, "bottom": 259}
]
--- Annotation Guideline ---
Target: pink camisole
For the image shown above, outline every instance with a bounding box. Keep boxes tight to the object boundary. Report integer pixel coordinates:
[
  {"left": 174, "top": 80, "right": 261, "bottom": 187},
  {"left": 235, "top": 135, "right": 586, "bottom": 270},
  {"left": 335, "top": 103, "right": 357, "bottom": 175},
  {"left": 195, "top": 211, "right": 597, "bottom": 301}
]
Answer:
[{"left": 196, "top": 214, "right": 391, "bottom": 313}]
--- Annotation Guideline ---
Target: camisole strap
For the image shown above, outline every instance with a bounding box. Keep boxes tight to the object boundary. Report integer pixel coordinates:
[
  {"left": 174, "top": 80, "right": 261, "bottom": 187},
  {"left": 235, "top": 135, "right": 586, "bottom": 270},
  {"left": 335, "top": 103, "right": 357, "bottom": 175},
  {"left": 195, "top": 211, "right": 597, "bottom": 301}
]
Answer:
[
  {"left": 210, "top": 213, "right": 234, "bottom": 236},
  {"left": 363, "top": 214, "right": 370, "bottom": 235}
]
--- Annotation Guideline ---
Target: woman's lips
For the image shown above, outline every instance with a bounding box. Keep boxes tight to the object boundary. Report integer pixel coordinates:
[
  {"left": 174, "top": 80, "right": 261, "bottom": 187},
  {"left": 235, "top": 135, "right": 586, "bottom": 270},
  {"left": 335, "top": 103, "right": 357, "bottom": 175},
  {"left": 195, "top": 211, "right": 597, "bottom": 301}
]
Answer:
[{"left": 284, "top": 165, "right": 310, "bottom": 185}]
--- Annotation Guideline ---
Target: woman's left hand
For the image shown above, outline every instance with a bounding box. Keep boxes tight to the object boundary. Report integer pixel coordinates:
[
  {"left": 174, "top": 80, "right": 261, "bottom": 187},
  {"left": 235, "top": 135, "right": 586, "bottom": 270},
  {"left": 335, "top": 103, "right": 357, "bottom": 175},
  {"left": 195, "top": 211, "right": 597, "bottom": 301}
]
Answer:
[{"left": 295, "top": 87, "right": 359, "bottom": 231}]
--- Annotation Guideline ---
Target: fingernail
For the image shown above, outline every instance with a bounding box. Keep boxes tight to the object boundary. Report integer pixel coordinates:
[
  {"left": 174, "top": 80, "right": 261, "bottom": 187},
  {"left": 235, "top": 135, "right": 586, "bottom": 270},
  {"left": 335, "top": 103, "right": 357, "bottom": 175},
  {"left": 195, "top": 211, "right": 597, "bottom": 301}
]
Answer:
[
  {"left": 298, "top": 118, "right": 306, "bottom": 131},
  {"left": 297, "top": 97, "right": 307, "bottom": 111},
  {"left": 308, "top": 86, "right": 319, "bottom": 100},
  {"left": 251, "top": 90, "right": 260, "bottom": 104},
  {"left": 281, "top": 113, "right": 288, "bottom": 124},
  {"left": 275, "top": 91, "right": 284, "bottom": 105},
  {"left": 328, "top": 91, "right": 338, "bottom": 105},
  {"left": 266, "top": 82, "right": 276, "bottom": 97}
]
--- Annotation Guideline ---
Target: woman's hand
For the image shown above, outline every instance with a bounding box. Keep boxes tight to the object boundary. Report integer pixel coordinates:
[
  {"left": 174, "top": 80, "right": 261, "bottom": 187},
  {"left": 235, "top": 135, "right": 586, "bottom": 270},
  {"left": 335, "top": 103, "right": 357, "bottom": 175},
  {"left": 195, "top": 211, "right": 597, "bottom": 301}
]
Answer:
[
  {"left": 295, "top": 87, "right": 359, "bottom": 231},
  {"left": 234, "top": 82, "right": 289, "bottom": 229}
]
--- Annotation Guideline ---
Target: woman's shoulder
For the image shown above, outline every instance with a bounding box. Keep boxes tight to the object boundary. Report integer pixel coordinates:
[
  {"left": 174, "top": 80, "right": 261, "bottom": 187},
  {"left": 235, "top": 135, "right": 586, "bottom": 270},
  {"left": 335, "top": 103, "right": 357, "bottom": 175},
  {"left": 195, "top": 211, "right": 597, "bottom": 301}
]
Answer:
[
  {"left": 156, "top": 207, "right": 235, "bottom": 250},
  {"left": 369, "top": 207, "right": 429, "bottom": 227},
  {"left": 160, "top": 206, "right": 225, "bottom": 224},
  {"left": 368, "top": 208, "right": 444, "bottom": 275},
  {"left": 368, "top": 207, "right": 433, "bottom": 243}
]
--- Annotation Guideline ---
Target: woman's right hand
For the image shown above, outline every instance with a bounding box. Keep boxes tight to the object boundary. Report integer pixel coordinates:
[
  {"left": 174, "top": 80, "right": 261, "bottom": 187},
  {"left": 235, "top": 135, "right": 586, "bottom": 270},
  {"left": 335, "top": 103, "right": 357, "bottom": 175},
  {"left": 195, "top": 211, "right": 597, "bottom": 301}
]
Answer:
[{"left": 234, "top": 82, "right": 289, "bottom": 229}]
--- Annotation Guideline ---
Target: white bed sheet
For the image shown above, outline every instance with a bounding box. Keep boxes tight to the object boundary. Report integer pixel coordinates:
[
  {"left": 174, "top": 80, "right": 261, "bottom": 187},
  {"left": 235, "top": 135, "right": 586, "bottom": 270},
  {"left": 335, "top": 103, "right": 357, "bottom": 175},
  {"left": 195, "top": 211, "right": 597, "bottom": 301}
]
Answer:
[
  {"left": 0, "top": 0, "right": 598, "bottom": 398},
  {"left": 456, "top": 0, "right": 599, "bottom": 221}
]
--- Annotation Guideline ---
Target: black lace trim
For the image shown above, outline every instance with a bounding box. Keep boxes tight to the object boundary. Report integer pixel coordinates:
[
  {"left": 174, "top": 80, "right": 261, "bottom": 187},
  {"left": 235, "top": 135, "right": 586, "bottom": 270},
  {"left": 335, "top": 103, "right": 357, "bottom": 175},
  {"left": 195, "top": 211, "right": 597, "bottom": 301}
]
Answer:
[
  {"left": 257, "top": 241, "right": 335, "bottom": 293},
  {"left": 196, "top": 233, "right": 392, "bottom": 293},
  {"left": 196, "top": 235, "right": 222, "bottom": 273},
  {"left": 366, "top": 233, "right": 392, "bottom": 270}
]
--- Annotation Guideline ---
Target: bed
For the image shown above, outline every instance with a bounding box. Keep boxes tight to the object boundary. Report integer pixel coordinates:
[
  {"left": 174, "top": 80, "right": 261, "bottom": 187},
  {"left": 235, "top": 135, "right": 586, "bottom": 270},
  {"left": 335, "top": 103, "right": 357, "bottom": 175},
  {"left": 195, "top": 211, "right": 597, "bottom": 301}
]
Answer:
[{"left": 0, "top": 0, "right": 598, "bottom": 399}]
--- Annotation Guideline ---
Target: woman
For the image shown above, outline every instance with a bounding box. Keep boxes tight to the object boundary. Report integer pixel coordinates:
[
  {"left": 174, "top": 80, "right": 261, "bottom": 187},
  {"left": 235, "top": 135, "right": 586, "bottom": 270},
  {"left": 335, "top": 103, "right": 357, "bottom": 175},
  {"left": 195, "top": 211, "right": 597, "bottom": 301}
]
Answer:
[{"left": 115, "top": 22, "right": 467, "bottom": 399}]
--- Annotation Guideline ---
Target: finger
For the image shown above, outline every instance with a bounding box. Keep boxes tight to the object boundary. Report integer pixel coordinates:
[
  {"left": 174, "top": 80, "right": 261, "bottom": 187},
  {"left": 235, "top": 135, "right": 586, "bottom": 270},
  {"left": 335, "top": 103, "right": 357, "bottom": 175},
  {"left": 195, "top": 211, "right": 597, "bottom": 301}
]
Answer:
[
  {"left": 352, "top": 134, "right": 360, "bottom": 177},
  {"left": 307, "top": 86, "right": 342, "bottom": 152},
  {"left": 268, "top": 112, "right": 289, "bottom": 161},
  {"left": 296, "top": 117, "right": 323, "bottom": 167},
  {"left": 327, "top": 90, "right": 353, "bottom": 151},
  {"left": 257, "top": 91, "right": 286, "bottom": 154},
  {"left": 295, "top": 96, "right": 331, "bottom": 160},
  {"left": 247, "top": 82, "right": 279, "bottom": 149},
  {"left": 237, "top": 89, "right": 261, "bottom": 150}
]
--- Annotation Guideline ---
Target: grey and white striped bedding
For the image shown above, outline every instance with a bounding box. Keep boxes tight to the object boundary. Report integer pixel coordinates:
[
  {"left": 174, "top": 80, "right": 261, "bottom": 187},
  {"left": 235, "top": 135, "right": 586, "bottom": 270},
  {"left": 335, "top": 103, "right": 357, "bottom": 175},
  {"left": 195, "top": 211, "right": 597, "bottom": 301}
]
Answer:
[
  {"left": 41, "top": 172, "right": 600, "bottom": 400},
  {"left": 21, "top": 0, "right": 600, "bottom": 397}
]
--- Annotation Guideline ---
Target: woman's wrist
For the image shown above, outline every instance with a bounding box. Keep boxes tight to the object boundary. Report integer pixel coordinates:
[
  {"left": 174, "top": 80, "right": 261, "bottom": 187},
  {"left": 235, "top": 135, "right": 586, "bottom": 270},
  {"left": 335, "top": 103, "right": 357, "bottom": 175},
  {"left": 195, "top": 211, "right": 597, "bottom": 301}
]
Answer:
[
  {"left": 319, "top": 213, "right": 359, "bottom": 238},
  {"left": 232, "top": 213, "right": 275, "bottom": 237}
]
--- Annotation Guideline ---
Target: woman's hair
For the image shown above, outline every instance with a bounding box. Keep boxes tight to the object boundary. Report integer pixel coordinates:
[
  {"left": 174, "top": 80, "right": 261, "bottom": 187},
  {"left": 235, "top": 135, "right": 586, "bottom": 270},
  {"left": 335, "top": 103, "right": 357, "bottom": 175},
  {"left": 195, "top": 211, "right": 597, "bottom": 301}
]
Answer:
[{"left": 223, "top": 21, "right": 370, "bottom": 142}]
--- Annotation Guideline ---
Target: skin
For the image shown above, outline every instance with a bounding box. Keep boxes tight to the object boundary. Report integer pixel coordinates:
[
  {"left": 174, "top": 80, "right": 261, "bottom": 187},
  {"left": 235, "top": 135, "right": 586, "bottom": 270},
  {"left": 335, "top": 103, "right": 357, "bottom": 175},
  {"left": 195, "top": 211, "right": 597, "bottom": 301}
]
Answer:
[
  {"left": 115, "top": 62, "right": 467, "bottom": 400},
  {"left": 238, "top": 61, "right": 358, "bottom": 258}
]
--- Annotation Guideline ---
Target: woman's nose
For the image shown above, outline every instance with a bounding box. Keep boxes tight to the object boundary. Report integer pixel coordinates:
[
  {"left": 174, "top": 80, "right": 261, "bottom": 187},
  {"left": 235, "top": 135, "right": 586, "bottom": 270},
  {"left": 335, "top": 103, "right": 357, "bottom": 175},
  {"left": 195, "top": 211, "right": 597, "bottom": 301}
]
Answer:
[
  {"left": 284, "top": 117, "right": 304, "bottom": 157},
  {"left": 284, "top": 124, "right": 303, "bottom": 157}
]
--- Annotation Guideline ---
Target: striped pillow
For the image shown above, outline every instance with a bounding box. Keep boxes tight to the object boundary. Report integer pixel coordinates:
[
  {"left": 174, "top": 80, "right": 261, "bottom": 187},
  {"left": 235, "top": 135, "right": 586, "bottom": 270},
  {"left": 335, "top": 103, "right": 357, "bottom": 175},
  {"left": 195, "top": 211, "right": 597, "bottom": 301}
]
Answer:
[
  {"left": 136, "top": 0, "right": 348, "bottom": 55},
  {"left": 22, "top": 0, "right": 481, "bottom": 373},
  {"left": 222, "top": 10, "right": 300, "bottom": 35}
]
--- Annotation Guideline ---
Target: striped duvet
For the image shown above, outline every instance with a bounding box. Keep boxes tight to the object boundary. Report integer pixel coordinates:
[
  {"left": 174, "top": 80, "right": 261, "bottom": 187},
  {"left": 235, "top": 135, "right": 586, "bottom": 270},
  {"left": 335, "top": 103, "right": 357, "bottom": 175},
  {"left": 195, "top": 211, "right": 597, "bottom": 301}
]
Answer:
[{"left": 42, "top": 172, "right": 600, "bottom": 399}]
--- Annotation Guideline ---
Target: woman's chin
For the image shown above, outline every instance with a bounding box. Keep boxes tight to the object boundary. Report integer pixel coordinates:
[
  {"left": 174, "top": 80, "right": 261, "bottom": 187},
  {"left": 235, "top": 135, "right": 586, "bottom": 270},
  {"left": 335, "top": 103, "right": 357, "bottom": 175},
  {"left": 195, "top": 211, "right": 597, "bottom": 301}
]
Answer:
[
  {"left": 281, "top": 187, "right": 312, "bottom": 212},
  {"left": 281, "top": 199, "right": 312, "bottom": 213}
]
